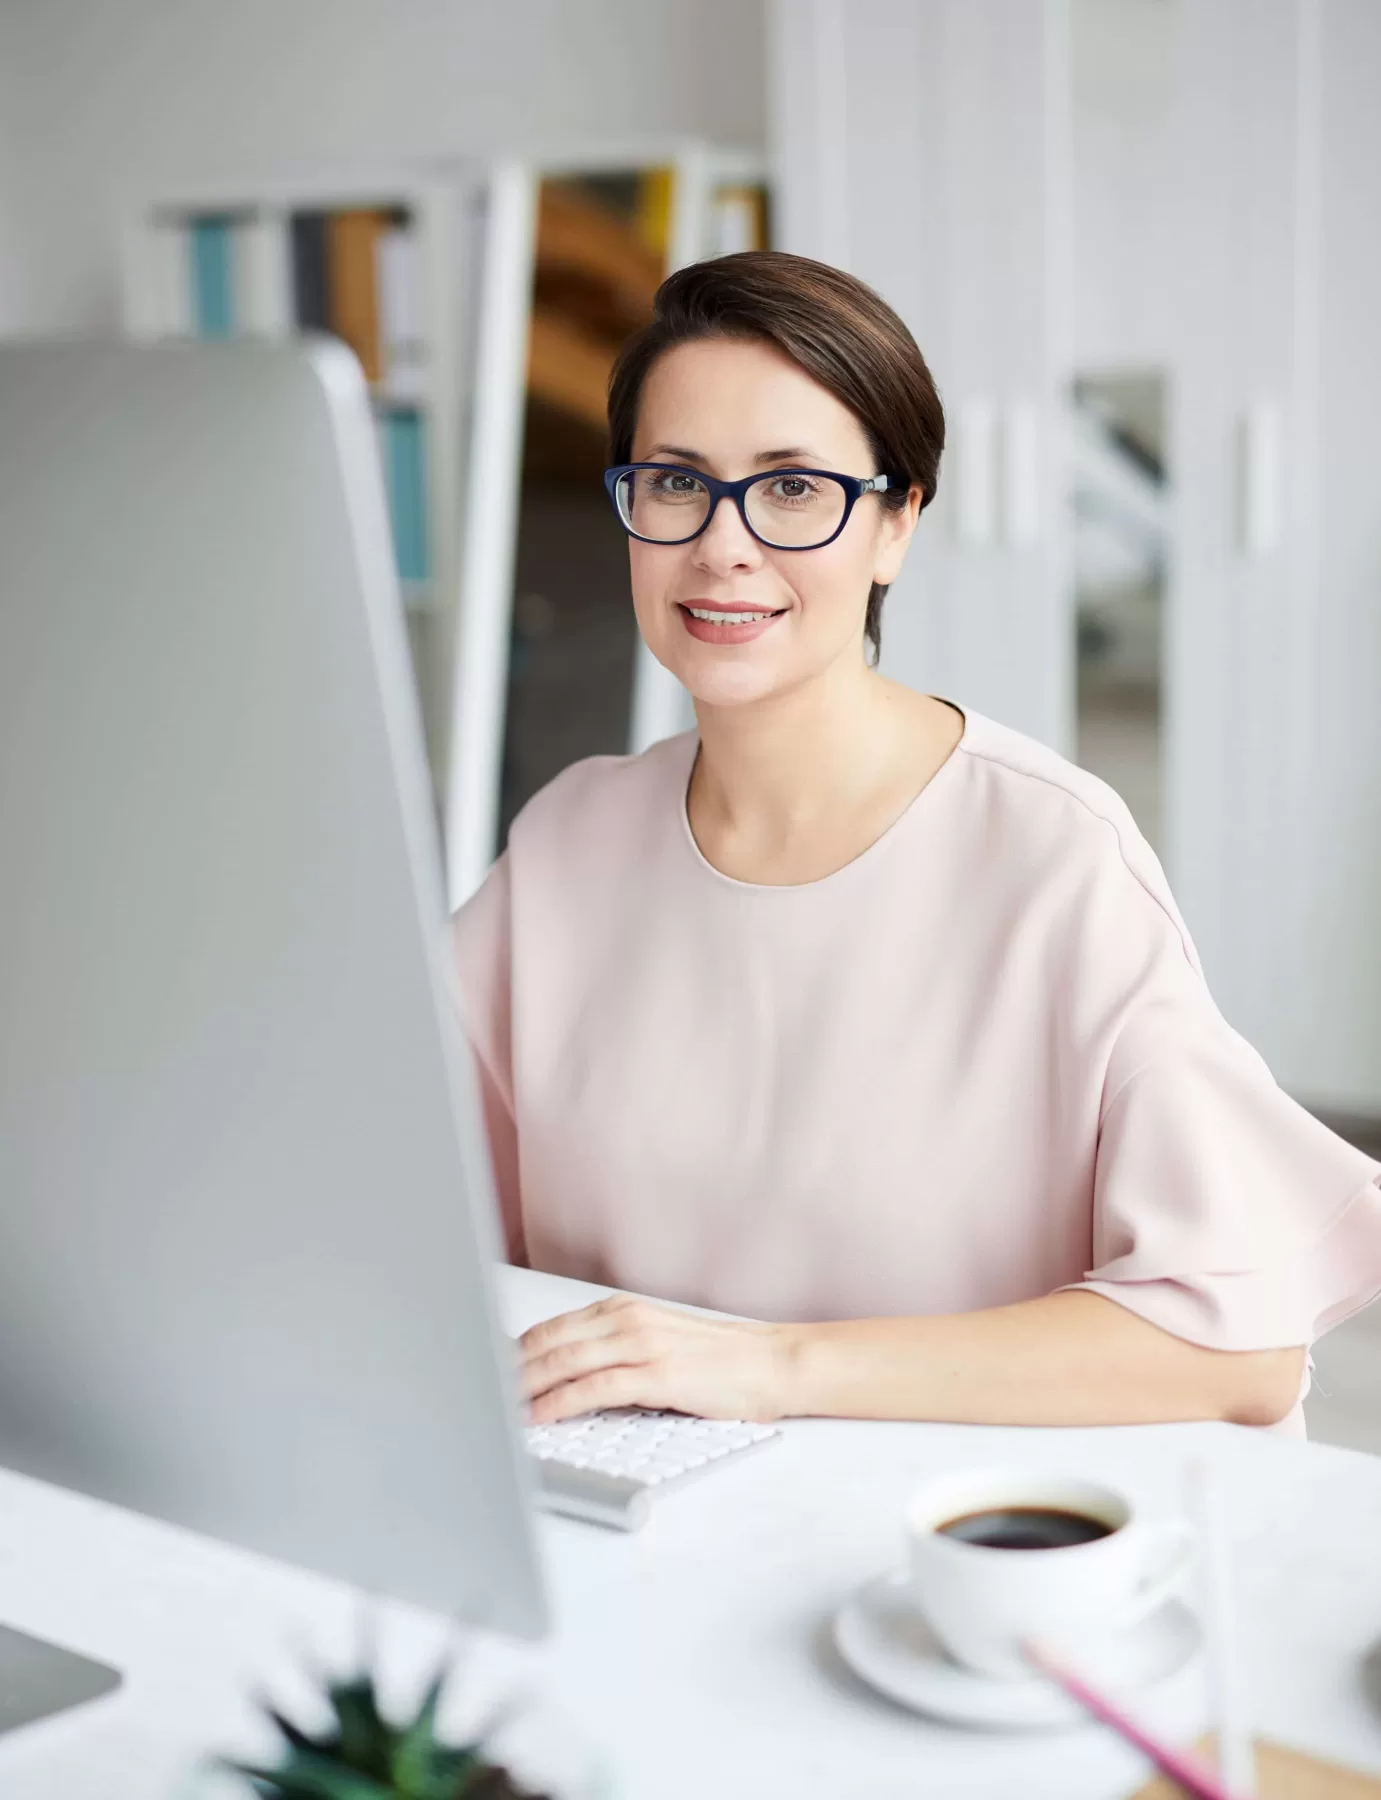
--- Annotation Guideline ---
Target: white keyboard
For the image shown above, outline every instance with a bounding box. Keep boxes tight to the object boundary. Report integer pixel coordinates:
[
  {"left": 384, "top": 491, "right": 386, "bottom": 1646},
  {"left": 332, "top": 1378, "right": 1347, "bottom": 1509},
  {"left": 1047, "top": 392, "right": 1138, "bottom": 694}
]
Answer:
[{"left": 526, "top": 1408, "right": 781, "bottom": 1530}]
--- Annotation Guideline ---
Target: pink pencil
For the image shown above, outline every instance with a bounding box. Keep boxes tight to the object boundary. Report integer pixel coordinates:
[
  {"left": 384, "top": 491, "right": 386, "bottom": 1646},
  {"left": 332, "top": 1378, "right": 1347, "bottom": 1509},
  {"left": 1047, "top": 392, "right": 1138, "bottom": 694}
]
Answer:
[{"left": 1023, "top": 1638, "right": 1252, "bottom": 1800}]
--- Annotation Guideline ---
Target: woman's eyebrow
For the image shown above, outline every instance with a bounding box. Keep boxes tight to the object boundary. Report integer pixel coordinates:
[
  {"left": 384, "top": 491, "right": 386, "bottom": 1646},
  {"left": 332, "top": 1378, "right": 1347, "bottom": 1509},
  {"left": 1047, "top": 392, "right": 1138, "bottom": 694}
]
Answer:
[
  {"left": 640, "top": 444, "right": 823, "bottom": 466},
  {"left": 754, "top": 446, "right": 818, "bottom": 464},
  {"left": 643, "top": 444, "right": 705, "bottom": 464}
]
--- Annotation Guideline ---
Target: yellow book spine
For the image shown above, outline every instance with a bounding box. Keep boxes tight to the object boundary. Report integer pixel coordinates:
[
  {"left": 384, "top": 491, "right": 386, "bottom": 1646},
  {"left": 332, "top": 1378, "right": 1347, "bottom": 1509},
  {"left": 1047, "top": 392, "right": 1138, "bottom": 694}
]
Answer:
[{"left": 326, "top": 210, "right": 388, "bottom": 385}]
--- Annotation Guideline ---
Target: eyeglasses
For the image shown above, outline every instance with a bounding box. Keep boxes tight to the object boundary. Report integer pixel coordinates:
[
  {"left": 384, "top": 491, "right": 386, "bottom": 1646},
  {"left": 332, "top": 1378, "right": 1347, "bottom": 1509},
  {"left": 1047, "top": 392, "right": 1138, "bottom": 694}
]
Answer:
[{"left": 603, "top": 463, "right": 897, "bottom": 552}]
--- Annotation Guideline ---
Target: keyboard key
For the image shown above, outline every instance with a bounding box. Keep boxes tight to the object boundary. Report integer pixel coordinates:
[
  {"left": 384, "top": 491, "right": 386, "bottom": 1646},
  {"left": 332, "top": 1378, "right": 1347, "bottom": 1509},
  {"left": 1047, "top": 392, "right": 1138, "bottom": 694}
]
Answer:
[{"left": 527, "top": 1404, "right": 782, "bottom": 1528}]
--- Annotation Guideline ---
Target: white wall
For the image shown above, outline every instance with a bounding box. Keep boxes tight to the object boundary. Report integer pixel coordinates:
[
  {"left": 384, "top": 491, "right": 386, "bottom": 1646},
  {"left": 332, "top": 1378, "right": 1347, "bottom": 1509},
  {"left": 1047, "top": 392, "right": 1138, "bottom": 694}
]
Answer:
[
  {"left": 1070, "top": 0, "right": 1178, "bottom": 373},
  {"left": 1162, "top": 0, "right": 1316, "bottom": 1091},
  {"left": 0, "top": 34, "right": 24, "bottom": 335},
  {"left": 0, "top": 0, "right": 765, "bottom": 334},
  {"left": 1301, "top": 0, "right": 1381, "bottom": 1109}
]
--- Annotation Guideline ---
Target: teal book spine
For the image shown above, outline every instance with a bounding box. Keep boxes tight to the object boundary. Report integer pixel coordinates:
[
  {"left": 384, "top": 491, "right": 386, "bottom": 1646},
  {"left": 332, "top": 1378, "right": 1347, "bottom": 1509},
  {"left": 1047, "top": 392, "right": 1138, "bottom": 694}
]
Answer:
[
  {"left": 191, "top": 218, "right": 235, "bottom": 338},
  {"left": 382, "top": 408, "right": 429, "bottom": 584}
]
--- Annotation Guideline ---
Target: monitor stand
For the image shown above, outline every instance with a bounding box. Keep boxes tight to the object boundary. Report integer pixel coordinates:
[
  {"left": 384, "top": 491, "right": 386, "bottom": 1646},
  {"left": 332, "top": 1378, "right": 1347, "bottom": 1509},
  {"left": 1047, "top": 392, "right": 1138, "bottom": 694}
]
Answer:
[{"left": 0, "top": 1624, "right": 121, "bottom": 1735}]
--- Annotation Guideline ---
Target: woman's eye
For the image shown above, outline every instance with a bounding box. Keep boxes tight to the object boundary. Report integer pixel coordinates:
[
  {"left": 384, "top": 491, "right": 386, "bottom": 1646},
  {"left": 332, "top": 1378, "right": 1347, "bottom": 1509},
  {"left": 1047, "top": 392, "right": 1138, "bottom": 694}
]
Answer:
[
  {"left": 647, "top": 471, "right": 703, "bottom": 499},
  {"left": 767, "top": 475, "right": 819, "bottom": 502}
]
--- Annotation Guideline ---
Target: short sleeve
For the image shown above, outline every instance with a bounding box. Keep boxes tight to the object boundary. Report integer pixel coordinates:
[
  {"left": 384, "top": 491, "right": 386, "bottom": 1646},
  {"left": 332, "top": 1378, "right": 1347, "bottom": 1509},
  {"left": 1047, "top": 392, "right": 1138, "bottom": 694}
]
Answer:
[
  {"left": 450, "top": 853, "right": 526, "bottom": 1266},
  {"left": 1062, "top": 940, "right": 1381, "bottom": 1364}
]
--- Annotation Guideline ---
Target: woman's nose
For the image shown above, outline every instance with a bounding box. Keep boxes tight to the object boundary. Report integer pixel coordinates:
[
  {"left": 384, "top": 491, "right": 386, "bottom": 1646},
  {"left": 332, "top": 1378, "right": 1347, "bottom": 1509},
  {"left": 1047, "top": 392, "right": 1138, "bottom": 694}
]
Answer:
[{"left": 693, "top": 495, "right": 763, "bottom": 573}]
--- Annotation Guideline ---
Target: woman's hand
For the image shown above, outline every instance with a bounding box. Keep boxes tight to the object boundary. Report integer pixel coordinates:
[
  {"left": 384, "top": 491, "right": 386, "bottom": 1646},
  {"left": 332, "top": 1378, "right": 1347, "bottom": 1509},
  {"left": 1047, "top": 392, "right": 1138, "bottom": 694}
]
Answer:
[{"left": 518, "top": 1295, "right": 797, "bottom": 1425}]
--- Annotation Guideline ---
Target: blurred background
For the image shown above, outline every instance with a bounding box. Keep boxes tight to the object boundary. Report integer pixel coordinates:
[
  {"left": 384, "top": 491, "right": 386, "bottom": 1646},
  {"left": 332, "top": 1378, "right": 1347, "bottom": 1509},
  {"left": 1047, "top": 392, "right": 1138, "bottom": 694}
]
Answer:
[{"left": 0, "top": 0, "right": 1376, "bottom": 1444}]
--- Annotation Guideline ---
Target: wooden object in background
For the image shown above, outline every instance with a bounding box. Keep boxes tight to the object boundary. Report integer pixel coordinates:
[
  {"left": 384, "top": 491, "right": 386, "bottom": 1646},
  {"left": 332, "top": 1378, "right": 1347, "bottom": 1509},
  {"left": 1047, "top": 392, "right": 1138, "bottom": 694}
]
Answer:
[
  {"left": 527, "top": 308, "right": 615, "bottom": 435},
  {"left": 526, "top": 178, "right": 667, "bottom": 436},
  {"left": 1132, "top": 1740, "right": 1381, "bottom": 1799},
  {"left": 536, "top": 182, "right": 662, "bottom": 328}
]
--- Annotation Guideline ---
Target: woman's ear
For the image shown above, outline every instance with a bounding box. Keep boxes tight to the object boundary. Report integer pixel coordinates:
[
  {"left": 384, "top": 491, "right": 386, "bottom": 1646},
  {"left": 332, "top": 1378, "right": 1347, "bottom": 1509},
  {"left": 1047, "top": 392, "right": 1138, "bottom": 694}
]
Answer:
[{"left": 871, "top": 484, "right": 924, "bottom": 587}]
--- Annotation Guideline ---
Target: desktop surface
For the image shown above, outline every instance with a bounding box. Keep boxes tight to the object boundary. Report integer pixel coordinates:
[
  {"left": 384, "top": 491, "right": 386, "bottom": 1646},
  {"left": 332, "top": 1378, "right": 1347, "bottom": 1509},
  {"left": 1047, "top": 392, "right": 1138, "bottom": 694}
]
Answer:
[{"left": 0, "top": 1265, "right": 1378, "bottom": 1800}]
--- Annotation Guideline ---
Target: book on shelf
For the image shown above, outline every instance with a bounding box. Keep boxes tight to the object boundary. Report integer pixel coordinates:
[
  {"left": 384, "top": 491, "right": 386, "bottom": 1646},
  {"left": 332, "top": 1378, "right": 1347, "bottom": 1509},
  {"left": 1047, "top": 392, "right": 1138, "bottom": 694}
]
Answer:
[
  {"left": 188, "top": 212, "right": 292, "bottom": 339},
  {"left": 234, "top": 212, "right": 293, "bottom": 337},
  {"left": 377, "top": 407, "right": 430, "bottom": 587},
  {"left": 325, "top": 209, "right": 389, "bottom": 385},
  {"left": 634, "top": 168, "right": 673, "bottom": 260},
  {"left": 287, "top": 207, "right": 424, "bottom": 399},
  {"left": 375, "top": 220, "right": 427, "bottom": 405},
  {"left": 289, "top": 212, "right": 330, "bottom": 332},
  {"left": 191, "top": 217, "right": 235, "bottom": 338}
]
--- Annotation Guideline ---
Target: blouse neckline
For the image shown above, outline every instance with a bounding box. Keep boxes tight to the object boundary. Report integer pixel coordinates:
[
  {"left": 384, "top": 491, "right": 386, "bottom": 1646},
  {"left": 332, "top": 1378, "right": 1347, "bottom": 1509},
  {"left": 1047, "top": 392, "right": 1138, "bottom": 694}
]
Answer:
[{"left": 676, "top": 701, "right": 971, "bottom": 895}]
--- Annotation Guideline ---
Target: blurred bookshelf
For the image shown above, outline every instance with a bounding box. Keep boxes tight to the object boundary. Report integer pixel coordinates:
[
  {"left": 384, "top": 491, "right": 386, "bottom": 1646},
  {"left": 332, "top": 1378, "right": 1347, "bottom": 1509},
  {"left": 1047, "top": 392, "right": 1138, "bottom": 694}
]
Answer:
[{"left": 120, "top": 181, "right": 451, "bottom": 631}]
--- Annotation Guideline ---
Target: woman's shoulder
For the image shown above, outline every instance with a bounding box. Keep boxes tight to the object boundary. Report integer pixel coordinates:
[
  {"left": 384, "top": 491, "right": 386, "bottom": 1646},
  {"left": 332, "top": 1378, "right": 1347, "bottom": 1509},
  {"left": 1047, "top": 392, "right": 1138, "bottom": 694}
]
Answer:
[
  {"left": 958, "top": 708, "right": 1138, "bottom": 842},
  {"left": 955, "top": 708, "right": 1198, "bottom": 968},
  {"left": 507, "top": 730, "right": 696, "bottom": 865},
  {"left": 453, "top": 733, "right": 694, "bottom": 975}
]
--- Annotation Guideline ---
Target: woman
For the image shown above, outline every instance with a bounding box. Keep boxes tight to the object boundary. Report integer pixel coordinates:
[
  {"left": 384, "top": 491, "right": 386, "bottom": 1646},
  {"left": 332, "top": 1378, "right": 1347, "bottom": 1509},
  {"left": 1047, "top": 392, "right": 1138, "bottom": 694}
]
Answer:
[{"left": 453, "top": 251, "right": 1381, "bottom": 1435}]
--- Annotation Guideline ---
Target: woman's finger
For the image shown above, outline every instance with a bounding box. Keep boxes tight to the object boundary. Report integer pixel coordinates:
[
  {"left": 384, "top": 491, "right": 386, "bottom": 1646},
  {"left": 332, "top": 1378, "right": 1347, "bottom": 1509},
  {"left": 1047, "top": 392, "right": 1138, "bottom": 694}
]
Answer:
[
  {"left": 518, "top": 1298, "right": 628, "bottom": 1359},
  {"left": 528, "top": 1364, "right": 650, "bottom": 1426},
  {"left": 523, "top": 1329, "right": 649, "bottom": 1402}
]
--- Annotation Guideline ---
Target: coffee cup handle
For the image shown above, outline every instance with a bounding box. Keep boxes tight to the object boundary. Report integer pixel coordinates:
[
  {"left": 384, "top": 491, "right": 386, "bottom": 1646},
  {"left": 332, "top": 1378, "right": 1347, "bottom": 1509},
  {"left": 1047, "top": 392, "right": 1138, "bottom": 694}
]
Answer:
[{"left": 1114, "top": 1520, "right": 1195, "bottom": 1629}]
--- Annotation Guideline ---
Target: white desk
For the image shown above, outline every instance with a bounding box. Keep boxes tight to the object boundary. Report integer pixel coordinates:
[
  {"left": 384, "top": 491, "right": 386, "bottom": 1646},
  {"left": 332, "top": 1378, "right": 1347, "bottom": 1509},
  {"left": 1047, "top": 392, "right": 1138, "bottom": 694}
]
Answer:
[{"left": 2, "top": 1265, "right": 1380, "bottom": 1800}]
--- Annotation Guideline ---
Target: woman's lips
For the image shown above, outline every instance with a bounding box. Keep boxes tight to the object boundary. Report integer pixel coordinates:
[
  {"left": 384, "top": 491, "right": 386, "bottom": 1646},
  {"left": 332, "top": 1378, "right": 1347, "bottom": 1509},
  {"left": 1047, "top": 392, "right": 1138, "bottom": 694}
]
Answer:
[{"left": 677, "top": 602, "right": 787, "bottom": 645}]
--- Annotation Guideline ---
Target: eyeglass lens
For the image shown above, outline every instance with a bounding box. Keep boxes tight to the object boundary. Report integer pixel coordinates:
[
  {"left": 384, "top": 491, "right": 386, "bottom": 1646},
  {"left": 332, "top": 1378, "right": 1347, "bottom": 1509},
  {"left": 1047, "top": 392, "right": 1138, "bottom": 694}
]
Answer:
[{"left": 614, "top": 469, "right": 847, "bottom": 548}]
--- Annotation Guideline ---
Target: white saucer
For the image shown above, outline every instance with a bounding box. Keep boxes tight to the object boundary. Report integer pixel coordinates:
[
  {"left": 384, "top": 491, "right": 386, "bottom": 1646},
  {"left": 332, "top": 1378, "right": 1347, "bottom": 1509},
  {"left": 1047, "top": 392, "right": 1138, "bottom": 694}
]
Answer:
[{"left": 833, "top": 1567, "right": 1202, "bottom": 1731}]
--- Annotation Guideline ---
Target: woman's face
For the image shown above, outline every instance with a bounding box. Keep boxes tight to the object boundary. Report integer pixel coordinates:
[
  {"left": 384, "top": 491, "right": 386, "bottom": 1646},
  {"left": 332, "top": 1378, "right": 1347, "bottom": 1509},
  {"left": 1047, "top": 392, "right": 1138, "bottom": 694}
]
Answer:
[{"left": 625, "top": 337, "right": 921, "bottom": 710}]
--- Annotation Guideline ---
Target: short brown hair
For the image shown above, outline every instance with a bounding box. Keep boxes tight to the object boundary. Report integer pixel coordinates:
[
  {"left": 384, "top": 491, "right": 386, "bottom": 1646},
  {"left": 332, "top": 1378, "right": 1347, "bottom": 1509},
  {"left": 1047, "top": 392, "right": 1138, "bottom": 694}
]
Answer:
[{"left": 607, "top": 250, "right": 944, "bottom": 663}]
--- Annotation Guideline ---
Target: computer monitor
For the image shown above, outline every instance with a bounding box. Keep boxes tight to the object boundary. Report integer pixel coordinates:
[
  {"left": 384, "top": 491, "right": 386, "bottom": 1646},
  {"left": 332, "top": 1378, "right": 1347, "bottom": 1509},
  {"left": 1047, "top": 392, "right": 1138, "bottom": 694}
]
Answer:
[{"left": 0, "top": 339, "right": 548, "bottom": 1719}]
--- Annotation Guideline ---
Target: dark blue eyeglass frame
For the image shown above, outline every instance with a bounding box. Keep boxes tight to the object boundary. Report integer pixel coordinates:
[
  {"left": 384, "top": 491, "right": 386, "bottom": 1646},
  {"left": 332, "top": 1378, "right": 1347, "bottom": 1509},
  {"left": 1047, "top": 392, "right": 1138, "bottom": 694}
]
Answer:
[{"left": 603, "top": 463, "right": 898, "bottom": 550}]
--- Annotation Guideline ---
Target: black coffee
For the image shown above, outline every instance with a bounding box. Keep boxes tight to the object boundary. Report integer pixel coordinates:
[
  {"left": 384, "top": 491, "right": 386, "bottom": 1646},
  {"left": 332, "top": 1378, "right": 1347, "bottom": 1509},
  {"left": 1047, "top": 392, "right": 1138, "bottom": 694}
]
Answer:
[{"left": 937, "top": 1506, "right": 1113, "bottom": 1551}]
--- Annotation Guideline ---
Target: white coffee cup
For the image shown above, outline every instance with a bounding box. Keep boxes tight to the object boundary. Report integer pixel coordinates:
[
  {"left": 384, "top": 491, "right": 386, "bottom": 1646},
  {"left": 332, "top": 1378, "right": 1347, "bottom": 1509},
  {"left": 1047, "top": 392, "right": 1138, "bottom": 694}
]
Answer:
[{"left": 905, "top": 1466, "right": 1193, "bottom": 1680}]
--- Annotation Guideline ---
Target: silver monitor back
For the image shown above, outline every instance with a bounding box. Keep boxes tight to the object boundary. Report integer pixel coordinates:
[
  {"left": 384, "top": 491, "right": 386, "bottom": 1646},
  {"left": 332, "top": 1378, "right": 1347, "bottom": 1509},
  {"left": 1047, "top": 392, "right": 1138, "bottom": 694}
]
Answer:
[{"left": 0, "top": 339, "right": 546, "bottom": 1639}]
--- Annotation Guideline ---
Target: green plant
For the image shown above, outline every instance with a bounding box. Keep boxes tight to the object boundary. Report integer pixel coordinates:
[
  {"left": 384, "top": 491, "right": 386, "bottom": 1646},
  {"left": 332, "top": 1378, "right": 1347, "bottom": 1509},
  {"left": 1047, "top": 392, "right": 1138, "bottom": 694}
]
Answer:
[{"left": 226, "top": 1666, "right": 551, "bottom": 1800}]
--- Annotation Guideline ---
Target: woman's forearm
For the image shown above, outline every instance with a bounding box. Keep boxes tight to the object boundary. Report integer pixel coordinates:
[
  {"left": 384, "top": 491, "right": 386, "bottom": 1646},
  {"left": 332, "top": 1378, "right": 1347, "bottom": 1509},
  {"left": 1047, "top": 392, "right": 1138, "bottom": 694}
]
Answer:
[{"left": 776, "top": 1290, "right": 1306, "bottom": 1427}]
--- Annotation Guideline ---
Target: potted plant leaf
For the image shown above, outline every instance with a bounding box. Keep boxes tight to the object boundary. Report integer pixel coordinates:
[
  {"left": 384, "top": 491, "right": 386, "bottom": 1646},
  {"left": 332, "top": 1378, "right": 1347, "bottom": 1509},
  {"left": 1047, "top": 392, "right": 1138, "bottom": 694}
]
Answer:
[{"left": 223, "top": 1665, "right": 554, "bottom": 1800}]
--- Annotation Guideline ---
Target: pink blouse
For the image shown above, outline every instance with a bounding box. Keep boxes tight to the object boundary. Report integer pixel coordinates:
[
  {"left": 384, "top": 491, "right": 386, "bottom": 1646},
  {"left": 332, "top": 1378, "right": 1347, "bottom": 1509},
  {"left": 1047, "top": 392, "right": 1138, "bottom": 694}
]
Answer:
[{"left": 451, "top": 708, "right": 1381, "bottom": 1430}]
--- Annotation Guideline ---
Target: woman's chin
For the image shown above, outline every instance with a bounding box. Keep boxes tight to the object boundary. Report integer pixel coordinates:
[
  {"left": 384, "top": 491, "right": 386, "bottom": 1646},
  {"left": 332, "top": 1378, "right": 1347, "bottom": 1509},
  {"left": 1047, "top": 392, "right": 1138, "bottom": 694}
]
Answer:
[{"left": 675, "top": 655, "right": 798, "bottom": 711}]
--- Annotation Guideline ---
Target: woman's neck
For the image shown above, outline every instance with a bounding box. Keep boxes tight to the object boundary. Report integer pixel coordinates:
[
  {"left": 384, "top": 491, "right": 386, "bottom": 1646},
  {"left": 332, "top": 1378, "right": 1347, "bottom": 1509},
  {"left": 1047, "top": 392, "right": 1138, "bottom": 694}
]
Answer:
[{"left": 687, "top": 658, "right": 962, "bottom": 884}]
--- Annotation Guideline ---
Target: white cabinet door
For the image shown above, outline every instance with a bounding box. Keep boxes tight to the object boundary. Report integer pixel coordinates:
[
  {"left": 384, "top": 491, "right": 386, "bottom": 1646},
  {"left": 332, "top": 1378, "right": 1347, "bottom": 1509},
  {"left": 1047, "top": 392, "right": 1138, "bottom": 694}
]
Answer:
[
  {"left": 1164, "top": 0, "right": 1307, "bottom": 1074},
  {"left": 1167, "top": 0, "right": 1381, "bottom": 1112},
  {"left": 1306, "top": 0, "right": 1381, "bottom": 1112},
  {"left": 768, "top": 0, "right": 1075, "bottom": 751}
]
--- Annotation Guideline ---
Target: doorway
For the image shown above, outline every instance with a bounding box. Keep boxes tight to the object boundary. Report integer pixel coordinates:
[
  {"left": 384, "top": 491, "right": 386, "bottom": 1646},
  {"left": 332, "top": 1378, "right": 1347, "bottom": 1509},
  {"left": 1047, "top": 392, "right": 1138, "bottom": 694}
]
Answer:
[
  {"left": 496, "top": 173, "right": 662, "bottom": 844},
  {"left": 496, "top": 166, "right": 770, "bottom": 844},
  {"left": 1071, "top": 370, "right": 1169, "bottom": 855}
]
